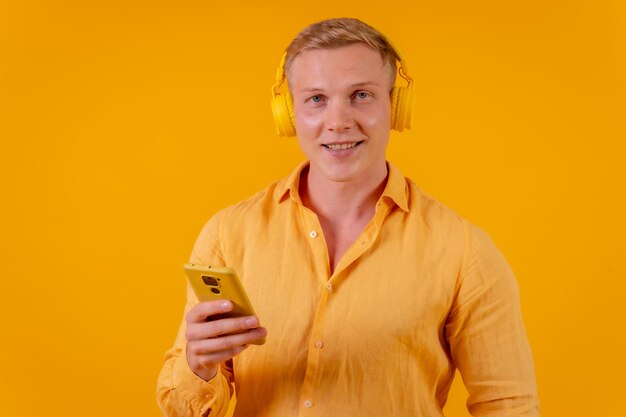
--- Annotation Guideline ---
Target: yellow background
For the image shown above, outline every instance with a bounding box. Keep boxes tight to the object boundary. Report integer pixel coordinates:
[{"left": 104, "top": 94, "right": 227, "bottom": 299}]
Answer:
[{"left": 1, "top": 0, "right": 624, "bottom": 416}]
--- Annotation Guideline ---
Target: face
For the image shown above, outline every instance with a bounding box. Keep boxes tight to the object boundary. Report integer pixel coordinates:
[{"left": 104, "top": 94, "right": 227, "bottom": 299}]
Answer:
[{"left": 289, "top": 43, "right": 392, "bottom": 186}]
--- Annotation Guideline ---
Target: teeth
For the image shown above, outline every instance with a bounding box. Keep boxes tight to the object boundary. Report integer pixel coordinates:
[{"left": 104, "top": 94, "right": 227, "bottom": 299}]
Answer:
[{"left": 326, "top": 142, "right": 358, "bottom": 150}]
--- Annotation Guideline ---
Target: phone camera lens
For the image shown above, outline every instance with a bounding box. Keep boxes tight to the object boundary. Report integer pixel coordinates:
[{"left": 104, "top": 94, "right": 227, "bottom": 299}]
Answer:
[{"left": 202, "top": 275, "right": 219, "bottom": 286}]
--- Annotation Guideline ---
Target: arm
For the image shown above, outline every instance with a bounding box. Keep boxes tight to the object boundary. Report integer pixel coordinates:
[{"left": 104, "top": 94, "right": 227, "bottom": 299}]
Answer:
[
  {"left": 446, "top": 224, "right": 540, "bottom": 416},
  {"left": 156, "top": 212, "right": 267, "bottom": 417},
  {"left": 156, "top": 285, "right": 235, "bottom": 417},
  {"left": 157, "top": 285, "right": 267, "bottom": 417}
]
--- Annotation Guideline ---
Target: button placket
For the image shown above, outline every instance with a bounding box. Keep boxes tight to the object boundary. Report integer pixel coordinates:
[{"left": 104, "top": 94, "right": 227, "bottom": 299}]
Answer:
[{"left": 299, "top": 204, "right": 331, "bottom": 280}]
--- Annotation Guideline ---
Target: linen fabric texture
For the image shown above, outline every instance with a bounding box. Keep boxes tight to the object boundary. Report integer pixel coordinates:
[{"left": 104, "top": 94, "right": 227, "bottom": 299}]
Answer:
[{"left": 157, "top": 162, "right": 539, "bottom": 417}]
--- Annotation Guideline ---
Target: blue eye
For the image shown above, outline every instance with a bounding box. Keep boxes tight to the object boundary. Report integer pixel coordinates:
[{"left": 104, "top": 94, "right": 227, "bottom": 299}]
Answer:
[
  {"left": 356, "top": 91, "right": 369, "bottom": 99},
  {"left": 310, "top": 95, "right": 322, "bottom": 103}
]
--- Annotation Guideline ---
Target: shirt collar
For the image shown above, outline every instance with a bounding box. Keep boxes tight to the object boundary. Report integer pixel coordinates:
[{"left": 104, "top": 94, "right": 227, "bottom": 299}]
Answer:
[
  {"left": 383, "top": 162, "right": 410, "bottom": 212},
  {"left": 275, "top": 161, "right": 309, "bottom": 205},
  {"left": 275, "top": 161, "right": 410, "bottom": 213}
]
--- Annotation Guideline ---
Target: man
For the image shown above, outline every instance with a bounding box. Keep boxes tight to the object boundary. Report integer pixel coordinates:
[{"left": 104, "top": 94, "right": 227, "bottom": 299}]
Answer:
[{"left": 157, "top": 18, "right": 539, "bottom": 417}]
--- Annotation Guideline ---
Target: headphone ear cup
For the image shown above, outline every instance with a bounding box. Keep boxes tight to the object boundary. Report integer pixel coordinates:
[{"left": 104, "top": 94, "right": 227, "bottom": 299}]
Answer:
[
  {"left": 272, "top": 90, "right": 296, "bottom": 137},
  {"left": 390, "top": 86, "right": 414, "bottom": 132}
]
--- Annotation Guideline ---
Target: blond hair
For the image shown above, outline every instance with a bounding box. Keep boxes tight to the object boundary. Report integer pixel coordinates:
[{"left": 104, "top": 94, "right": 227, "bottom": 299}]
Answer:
[{"left": 284, "top": 18, "right": 399, "bottom": 87}]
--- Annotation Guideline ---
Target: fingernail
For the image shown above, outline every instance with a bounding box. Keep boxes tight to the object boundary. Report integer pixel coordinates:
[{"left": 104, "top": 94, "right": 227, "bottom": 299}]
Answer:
[
  {"left": 245, "top": 317, "right": 259, "bottom": 327},
  {"left": 220, "top": 301, "right": 232, "bottom": 311}
]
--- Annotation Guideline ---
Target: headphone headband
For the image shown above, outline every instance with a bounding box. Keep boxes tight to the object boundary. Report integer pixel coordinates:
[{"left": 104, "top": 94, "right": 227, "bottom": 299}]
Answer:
[{"left": 272, "top": 53, "right": 288, "bottom": 97}]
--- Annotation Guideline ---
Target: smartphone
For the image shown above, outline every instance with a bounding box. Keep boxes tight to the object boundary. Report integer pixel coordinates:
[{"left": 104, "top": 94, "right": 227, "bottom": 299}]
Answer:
[{"left": 184, "top": 263, "right": 257, "bottom": 321}]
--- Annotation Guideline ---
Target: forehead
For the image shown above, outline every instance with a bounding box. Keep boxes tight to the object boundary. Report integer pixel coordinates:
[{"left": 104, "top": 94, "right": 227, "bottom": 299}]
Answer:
[{"left": 288, "top": 44, "right": 390, "bottom": 91}]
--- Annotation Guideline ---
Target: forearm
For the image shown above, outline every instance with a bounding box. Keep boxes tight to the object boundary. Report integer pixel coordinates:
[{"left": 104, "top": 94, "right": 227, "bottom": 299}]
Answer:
[
  {"left": 157, "top": 292, "right": 234, "bottom": 417},
  {"left": 157, "top": 345, "right": 233, "bottom": 417}
]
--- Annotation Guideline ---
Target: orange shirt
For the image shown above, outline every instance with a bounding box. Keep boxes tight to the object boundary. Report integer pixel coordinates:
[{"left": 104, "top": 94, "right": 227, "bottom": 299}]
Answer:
[{"left": 157, "top": 162, "right": 539, "bottom": 417}]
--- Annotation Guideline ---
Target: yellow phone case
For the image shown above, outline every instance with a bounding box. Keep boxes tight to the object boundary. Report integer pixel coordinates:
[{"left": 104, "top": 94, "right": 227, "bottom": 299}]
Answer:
[{"left": 184, "top": 263, "right": 256, "bottom": 320}]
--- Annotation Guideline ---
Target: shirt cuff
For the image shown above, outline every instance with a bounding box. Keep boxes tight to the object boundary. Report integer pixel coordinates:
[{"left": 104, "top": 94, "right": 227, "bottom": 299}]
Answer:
[{"left": 172, "top": 347, "right": 231, "bottom": 416}]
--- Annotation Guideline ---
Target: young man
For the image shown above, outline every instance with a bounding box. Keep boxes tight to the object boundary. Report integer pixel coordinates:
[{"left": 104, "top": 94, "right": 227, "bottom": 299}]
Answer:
[{"left": 157, "top": 18, "right": 539, "bottom": 417}]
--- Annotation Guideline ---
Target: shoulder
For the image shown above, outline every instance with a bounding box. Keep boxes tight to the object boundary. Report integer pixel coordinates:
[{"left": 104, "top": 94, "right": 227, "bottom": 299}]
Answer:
[
  {"left": 403, "top": 178, "right": 508, "bottom": 277},
  {"left": 189, "top": 173, "right": 290, "bottom": 264},
  {"left": 216, "top": 175, "right": 289, "bottom": 224},
  {"left": 402, "top": 182, "right": 520, "bottom": 313},
  {"left": 405, "top": 179, "right": 471, "bottom": 238}
]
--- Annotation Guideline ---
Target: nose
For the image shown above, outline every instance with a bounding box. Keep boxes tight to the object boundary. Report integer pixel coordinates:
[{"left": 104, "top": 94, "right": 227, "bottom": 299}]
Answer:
[{"left": 326, "top": 99, "right": 355, "bottom": 132}]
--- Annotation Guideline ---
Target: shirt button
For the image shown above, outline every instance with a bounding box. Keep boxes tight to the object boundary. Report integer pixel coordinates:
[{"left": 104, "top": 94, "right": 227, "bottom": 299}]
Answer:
[
  {"left": 325, "top": 282, "right": 332, "bottom": 291},
  {"left": 314, "top": 340, "right": 324, "bottom": 349},
  {"left": 309, "top": 230, "right": 317, "bottom": 238},
  {"left": 303, "top": 399, "right": 313, "bottom": 408}
]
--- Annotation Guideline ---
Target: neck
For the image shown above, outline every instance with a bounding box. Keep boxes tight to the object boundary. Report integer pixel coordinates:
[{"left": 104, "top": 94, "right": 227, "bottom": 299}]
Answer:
[{"left": 300, "top": 162, "right": 388, "bottom": 222}]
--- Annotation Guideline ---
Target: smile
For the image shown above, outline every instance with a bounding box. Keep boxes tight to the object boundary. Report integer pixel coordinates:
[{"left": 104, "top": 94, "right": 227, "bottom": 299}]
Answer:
[{"left": 323, "top": 141, "right": 363, "bottom": 150}]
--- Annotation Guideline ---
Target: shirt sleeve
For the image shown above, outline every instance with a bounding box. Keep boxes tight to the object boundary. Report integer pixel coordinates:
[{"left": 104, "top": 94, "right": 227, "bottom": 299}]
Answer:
[
  {"left": 445, "top": 223, "right": 540, "bottom": 416},
  {"left": 156, "top": 211, "right": 235, "bottom": 417}
]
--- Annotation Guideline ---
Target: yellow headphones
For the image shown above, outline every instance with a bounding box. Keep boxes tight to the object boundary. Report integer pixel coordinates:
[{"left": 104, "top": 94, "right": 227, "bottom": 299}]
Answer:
[{"left": 271, "top": 41, "right": 414, "bottom": 137}]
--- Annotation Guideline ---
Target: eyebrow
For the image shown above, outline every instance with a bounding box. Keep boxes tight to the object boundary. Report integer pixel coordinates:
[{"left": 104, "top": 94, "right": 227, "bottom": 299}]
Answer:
[{"left": 298, "top": 81, "right": 383, "bottom": 93}]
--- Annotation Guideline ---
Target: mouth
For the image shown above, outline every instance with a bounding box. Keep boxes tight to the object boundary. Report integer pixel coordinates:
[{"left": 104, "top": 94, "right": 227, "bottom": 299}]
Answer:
[{"left": 322, "top": 141, "right": 364, "bottom": 151}]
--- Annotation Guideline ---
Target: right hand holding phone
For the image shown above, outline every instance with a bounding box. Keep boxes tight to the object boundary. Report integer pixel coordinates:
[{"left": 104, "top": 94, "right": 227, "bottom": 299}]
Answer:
[{"left": 185, "top": 300, "right": 268, "bottom": 381}]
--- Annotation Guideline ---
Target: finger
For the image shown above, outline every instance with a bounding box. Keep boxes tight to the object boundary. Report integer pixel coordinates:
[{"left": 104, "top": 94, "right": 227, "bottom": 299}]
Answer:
[
  {"left": 186, "top": 300, "right": 233, "bottom": 324},
  {"left": 194, "top": 345, "right": 249, "bottom": 369},
  {"left": 186, "top": 315, "right": 262, "bottom": 341},
  {"left": 188, "top": 327, "right": 268, "bottom": 356}
]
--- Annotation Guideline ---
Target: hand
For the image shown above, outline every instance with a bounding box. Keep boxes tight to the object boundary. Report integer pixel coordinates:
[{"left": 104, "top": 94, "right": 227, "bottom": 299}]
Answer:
[{"left": 185, "top": 300, "right": 267, "bottom": 381}]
